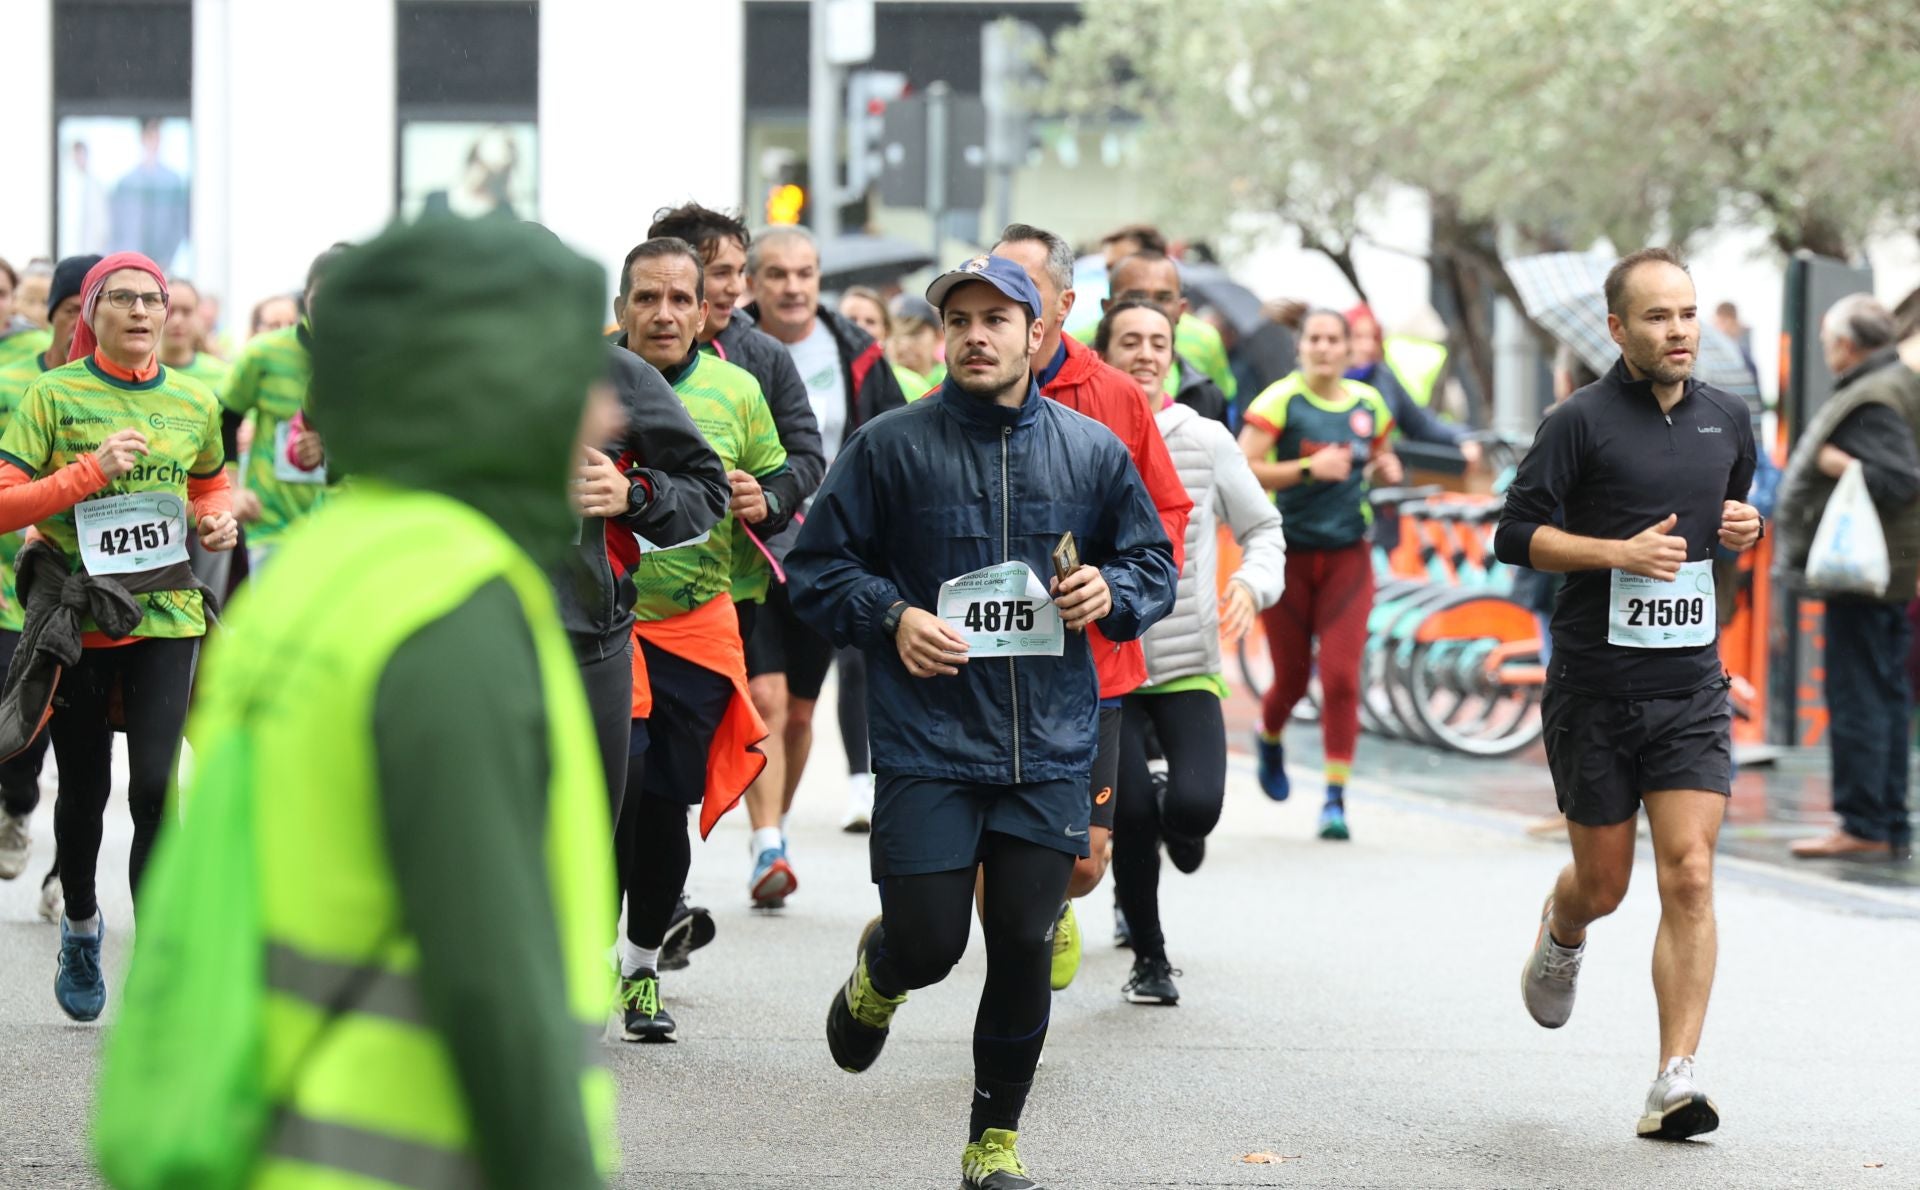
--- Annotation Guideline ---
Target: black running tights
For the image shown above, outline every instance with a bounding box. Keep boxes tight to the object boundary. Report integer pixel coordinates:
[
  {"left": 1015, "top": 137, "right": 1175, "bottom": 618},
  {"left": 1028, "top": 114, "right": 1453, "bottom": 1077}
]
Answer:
[
  {"left": 617, "top": 784, "right": 690, "bottom": 952},
  {"left": 51, "top": 637, "right": 198, "bottom": 922},
  {"left": 1111, "top": 690, "right": 1228, "bottom": 961},
  {"left": 868, "top": 833, "right": 1073, "bottom": 1138}
]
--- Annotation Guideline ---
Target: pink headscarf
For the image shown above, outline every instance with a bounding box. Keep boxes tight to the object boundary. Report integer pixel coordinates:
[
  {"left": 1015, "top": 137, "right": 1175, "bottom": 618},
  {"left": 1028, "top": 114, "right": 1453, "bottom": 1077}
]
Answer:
[{"left": 66, "top": 251, "right": 169, "bottom": 365}]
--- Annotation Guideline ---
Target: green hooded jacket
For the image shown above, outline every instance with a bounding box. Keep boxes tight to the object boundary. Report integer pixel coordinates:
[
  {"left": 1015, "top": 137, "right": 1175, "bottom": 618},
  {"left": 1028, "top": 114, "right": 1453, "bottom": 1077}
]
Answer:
[{"left": 307, "top": 217, "right": 609, "bottom": 1187}]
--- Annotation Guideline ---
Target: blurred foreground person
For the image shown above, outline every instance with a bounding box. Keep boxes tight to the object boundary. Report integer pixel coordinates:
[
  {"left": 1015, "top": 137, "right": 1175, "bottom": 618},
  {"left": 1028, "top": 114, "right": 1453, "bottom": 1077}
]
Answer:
[{"left": 94, "top": 217, "right": 618, "bottom": 1190}]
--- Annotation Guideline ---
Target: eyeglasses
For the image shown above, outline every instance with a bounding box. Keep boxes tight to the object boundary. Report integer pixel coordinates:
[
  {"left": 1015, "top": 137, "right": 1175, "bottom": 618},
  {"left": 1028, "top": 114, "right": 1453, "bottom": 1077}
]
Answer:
[{"left": 103, "top": 290, "right": 168, "bottom": 312}]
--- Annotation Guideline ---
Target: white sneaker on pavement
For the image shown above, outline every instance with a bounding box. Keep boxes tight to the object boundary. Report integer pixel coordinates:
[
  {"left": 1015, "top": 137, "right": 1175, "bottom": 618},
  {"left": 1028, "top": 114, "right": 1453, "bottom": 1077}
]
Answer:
[
  {"left": 1520, "top": 896, "right": 1584, "bottom": 1028},
  {"left": 841, "top": 772, "right": 874, "bottom": 833},
  {"left": 0, "top": 811, "right": 30, "bottom": 880},
  {"left": 1637, "top": 1056, "right": 1720, "bottom": 1140}
]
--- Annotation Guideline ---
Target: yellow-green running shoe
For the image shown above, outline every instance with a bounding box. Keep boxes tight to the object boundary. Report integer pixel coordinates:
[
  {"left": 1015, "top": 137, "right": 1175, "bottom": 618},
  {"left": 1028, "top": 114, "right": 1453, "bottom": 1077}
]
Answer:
[
  {"left": 961, "top": 1128, "right": 1043, "bottom": 1189},
  {"left": 827, "top": 915, "right": 907, "bottom": 1072},
  {"left": 1048, "top": 901, "right": 1081, "bottom": 991}
]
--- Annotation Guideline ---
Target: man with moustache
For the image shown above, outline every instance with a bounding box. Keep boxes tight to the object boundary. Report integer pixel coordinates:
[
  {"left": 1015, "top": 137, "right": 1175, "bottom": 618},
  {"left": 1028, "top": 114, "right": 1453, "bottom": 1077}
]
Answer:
[{"left": 787, "top": 254, "right": 1175, "bottom": 1190}]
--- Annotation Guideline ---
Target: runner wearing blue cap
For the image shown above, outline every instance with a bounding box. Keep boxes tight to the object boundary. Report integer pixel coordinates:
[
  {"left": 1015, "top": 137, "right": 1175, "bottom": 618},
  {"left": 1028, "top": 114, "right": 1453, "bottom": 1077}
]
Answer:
[{"left": 787, "top": 253, "right": 1177, "bottom": 1190}]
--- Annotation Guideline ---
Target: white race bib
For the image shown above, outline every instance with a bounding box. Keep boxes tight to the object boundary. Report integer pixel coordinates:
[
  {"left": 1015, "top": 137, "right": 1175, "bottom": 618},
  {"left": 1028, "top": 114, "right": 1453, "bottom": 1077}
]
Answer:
[
  {"left": 75, "top": 491, "right": 190, "bottom": 576},
  {"left": 273, "top": 419, "right": 327, "bottom": 485},
  {"left": 1608, "top": 559, "right": 1716, "bottom": 649},
  {"left": 937, "top": 561, "right": 1064, "bottom": 658},
  {"left": 637, "top": 530, "right": 709, "bottom": 554}
]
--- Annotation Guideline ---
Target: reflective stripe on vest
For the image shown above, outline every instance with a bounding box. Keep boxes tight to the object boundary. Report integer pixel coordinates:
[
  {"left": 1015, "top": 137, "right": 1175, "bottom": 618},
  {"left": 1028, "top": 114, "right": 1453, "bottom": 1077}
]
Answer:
[
  {"left": 267, "top": 1114, "right": 481, "bottom": 1190},
  {"left": 267, "top": 940, "right": 609, "bottom": 1056}
]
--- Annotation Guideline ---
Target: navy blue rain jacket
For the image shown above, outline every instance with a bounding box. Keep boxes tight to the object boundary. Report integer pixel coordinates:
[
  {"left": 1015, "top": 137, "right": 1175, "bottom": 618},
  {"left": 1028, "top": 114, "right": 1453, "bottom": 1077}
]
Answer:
[{"left": 788, "top": 381, "right": 1177, "bottom": 786}]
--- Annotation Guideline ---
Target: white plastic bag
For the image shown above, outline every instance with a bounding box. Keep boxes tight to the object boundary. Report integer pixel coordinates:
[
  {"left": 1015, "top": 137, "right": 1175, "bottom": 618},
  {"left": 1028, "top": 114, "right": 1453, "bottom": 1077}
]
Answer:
[{"left": 1805, "top": 459, "right": 1890, "bottom": 597}]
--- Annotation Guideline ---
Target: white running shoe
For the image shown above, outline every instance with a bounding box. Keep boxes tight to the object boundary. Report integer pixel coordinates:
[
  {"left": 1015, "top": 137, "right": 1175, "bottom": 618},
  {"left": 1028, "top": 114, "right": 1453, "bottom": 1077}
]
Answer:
[
  {"left": 38, "top": 874, "right": 63, "bottom": 924},
  {"left": 1521, "top": 896, "right": 1584, "bottom": 1028},
  {"left": 0, "top": 811, "right": 30, "bottom": 880},
  {"left": 841, "top": 772, "right": 874, "bottom": 833},
  {"left": 1637, "top": 1056, "right": 1720, "bottom": 1140}
]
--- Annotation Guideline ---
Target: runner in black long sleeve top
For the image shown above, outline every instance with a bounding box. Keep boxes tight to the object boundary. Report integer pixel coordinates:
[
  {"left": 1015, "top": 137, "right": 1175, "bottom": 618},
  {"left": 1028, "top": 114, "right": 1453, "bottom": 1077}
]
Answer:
[
  {"left": 1495, "top": 358, "right": 1756, "bottom": 698},
  {"left": 1498, "top": 250, "right": 1762, "bottom": 1146}
]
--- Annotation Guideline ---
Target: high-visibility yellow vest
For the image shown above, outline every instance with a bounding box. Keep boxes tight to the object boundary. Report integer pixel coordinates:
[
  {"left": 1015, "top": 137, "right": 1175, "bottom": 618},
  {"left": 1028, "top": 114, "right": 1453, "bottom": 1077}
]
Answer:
[
  {"left": 1383, "top": 335, "right": 1449, "bottom": 410},
  {"left": 201, "top": 483, "right": 616, "bottom": 1189}
]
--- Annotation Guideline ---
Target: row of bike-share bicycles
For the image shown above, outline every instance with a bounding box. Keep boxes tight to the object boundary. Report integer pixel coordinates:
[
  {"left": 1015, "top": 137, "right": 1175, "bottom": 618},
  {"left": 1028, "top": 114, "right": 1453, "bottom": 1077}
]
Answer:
[{"left": 1233, "top": 438, "right": 1552, "bottom": 758}]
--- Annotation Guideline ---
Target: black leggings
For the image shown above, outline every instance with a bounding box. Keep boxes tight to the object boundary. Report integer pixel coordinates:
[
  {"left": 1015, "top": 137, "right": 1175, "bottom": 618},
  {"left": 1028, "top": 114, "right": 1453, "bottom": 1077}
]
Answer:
[
  {"left": 51, "top": 637, "right": 198, "bottom": 922},
  {"left": 0, "top": 629, "right": 53, "bottom": 818},
  {"left": 868, "top": 833, "right": 1073, "bottom": 1136},
  {"left": 616, "top": 784, "right": 690, "bottom": 951},
  {"left": 576, "top": 638, "right": 634, "bottom": 825},
  {"left": 617, "top": 639, "right": 731, "bottom": 951},
  {"left": 837, "top": 646, "right": 869, "bottom": 774},
  {"left": 1112, "top": 690, "right": 1228, "bottom": 961}
]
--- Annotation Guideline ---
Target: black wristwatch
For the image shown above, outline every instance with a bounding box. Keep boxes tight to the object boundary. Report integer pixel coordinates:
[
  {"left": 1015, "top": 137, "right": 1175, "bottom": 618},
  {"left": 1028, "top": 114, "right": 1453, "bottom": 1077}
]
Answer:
[
  {"left": 881, "top": 600, "right": 909, "bottom": 638},
  {"left": 625, "top": 479, "right": 650, "bottom": 516}
]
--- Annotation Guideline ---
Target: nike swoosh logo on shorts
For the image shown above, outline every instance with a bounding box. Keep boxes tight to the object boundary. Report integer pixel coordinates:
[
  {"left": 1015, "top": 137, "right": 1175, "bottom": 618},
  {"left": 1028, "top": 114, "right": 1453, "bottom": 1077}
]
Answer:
[{"left": 1065, "top": 827, "right": 1088, "bottom": 837}]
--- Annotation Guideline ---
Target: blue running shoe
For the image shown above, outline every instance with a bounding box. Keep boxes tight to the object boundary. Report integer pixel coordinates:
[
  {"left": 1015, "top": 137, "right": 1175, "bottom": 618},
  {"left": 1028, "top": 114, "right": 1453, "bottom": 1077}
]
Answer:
[
  {"left": 1256, "top": 734, "right": 1290, "bottom": 802},
  {"left": 55, "top": 915, "right": 106, "bottom": 1022},
  {"left": 750, "top": 847, "right": 798, "bottom": 906},
  {"left": 1317, "top": 802, "right": 1350, "bottom": 841}
]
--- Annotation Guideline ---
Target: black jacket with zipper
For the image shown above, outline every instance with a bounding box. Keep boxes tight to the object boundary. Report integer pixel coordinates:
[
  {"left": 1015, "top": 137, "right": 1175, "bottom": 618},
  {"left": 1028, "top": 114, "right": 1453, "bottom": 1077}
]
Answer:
[{"left": 551, "top": 345, "right": 729, "bottom": 661}]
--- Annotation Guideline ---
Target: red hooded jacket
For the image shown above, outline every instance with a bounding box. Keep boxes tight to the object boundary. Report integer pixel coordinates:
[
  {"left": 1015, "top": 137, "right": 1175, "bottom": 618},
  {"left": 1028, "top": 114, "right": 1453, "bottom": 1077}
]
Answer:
[{"left": 1041, "top": 334, "right": 1193, "bottom": 699}]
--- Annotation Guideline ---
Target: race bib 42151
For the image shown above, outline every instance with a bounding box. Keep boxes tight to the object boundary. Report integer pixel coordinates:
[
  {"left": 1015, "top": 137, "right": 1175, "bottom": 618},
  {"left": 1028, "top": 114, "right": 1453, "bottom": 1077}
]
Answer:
[{"left": 76, "top": 491, "right": 190, "bottom": 576}]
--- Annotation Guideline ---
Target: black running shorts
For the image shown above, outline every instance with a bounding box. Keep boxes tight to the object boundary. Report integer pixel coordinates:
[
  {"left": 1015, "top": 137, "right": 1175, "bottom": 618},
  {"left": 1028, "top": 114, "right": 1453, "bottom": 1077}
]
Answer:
[
  {"left": 870, "top": 774, "right": 1090, "bottom": 881},
  {"left": 1541, "top": 682, "right": 1733, "bottom": 827},
  {"left": 745, "top": 581, "right": 835, "bottom": 701},
  {"left": 1088, "top": 704, "right": 1122, "bottom": 832}
]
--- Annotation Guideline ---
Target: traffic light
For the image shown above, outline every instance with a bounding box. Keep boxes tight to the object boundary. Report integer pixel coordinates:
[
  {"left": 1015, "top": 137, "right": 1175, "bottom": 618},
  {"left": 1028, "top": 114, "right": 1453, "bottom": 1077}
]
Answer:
[{"left": 766, "top": 183, "right": 806, "bottom": 226}]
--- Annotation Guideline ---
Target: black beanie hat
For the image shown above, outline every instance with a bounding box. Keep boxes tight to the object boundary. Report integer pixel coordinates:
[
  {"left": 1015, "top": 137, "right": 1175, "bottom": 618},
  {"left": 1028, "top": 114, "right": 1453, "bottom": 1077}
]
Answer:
[{"left": 48, "top": 254, "right": 102, "bottom": 316}]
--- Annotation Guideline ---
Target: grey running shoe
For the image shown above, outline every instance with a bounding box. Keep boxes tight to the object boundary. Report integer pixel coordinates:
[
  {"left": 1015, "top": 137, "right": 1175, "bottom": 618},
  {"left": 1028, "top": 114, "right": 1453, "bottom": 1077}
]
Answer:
[
  {"left": 1521, "top": 896, "right": 1583, "bottom": 1028},
  {"left": 0, "top": 811, "right": 29, "bottom": 880},
  {"left": 38, "top": 872, "right": 63, "bottom": 924},
  {"left": 1637, "top": 1056, "right": 1720, "bottom": 1140}
]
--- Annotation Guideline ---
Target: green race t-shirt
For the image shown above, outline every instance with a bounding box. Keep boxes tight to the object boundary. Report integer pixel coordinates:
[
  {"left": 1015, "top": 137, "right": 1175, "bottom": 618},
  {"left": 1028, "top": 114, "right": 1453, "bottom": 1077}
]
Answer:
[
  {"left": 631, "top": 353, "right": 787, "bottom": 622},
  {"left": 0, "top": 333, "right": 55, "bottom": 631},
  {"left": 1171, "top": 313, "right": 1237, "bottom": 402},
  {"left": 173, "top": 351, "right": 232, "bottom": 395},
  {"left": 0, "top": 357, "right": 225, "bottom": 638},
  {"left": 219, "top": 326, "right": 325, "bottom": 546},
  {"left": 1242, "top": 373, "right": 1394, "bottom": 551}
]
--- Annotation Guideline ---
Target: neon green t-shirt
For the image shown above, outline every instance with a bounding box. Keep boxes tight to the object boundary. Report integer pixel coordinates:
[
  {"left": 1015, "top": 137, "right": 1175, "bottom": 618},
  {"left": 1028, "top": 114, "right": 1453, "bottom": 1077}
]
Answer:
[
  {"left": 219, "top": 326, "right": 326, "bottom": 547},
  {"left": 1162, "top": 313, "right": 1237, "bottom": 402},
  {"left": 173, "top": 351, "right": 232, "bottom": 395},
  {"left": 891, "top": 362, "right": 932, "bottom": 403},
  {"left": 0, "top": 329, "right": 51, "bottom": 371},
  {"left": 0, "top": 357, "right": 225, "bottom": 639},
  {"left": 0, "top": 333, "right": 56, "bottom": 631},
  {"left": 632, "top": 353, "right": 787, "bottom": 622}
]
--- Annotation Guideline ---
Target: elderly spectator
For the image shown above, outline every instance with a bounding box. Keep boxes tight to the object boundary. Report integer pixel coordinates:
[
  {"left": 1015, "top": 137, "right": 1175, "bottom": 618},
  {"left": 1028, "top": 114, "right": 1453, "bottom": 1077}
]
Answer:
[{"left": 1776, "top": 294, "right": 1920, "bottom": 860}]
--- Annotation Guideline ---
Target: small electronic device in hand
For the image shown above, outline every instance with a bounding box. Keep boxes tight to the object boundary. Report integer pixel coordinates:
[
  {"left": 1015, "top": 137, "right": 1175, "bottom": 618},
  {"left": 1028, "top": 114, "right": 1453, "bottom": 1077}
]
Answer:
[{"left": 1051, "top": 532, "right": 1079, "bottom": 585}]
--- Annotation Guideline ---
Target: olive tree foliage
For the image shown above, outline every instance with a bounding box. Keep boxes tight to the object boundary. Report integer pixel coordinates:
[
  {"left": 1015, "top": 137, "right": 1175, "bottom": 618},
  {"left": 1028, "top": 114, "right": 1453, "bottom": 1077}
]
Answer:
[{"left": 1046, "top": 0, "right": 1920, "bottom": 399}]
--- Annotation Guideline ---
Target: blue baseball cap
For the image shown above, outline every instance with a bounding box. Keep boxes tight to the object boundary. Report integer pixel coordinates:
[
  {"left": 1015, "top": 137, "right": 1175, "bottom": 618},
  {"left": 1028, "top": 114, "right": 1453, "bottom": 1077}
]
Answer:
[{"left": 925, "top": 254, "right": 1043, "bottom": 322}]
